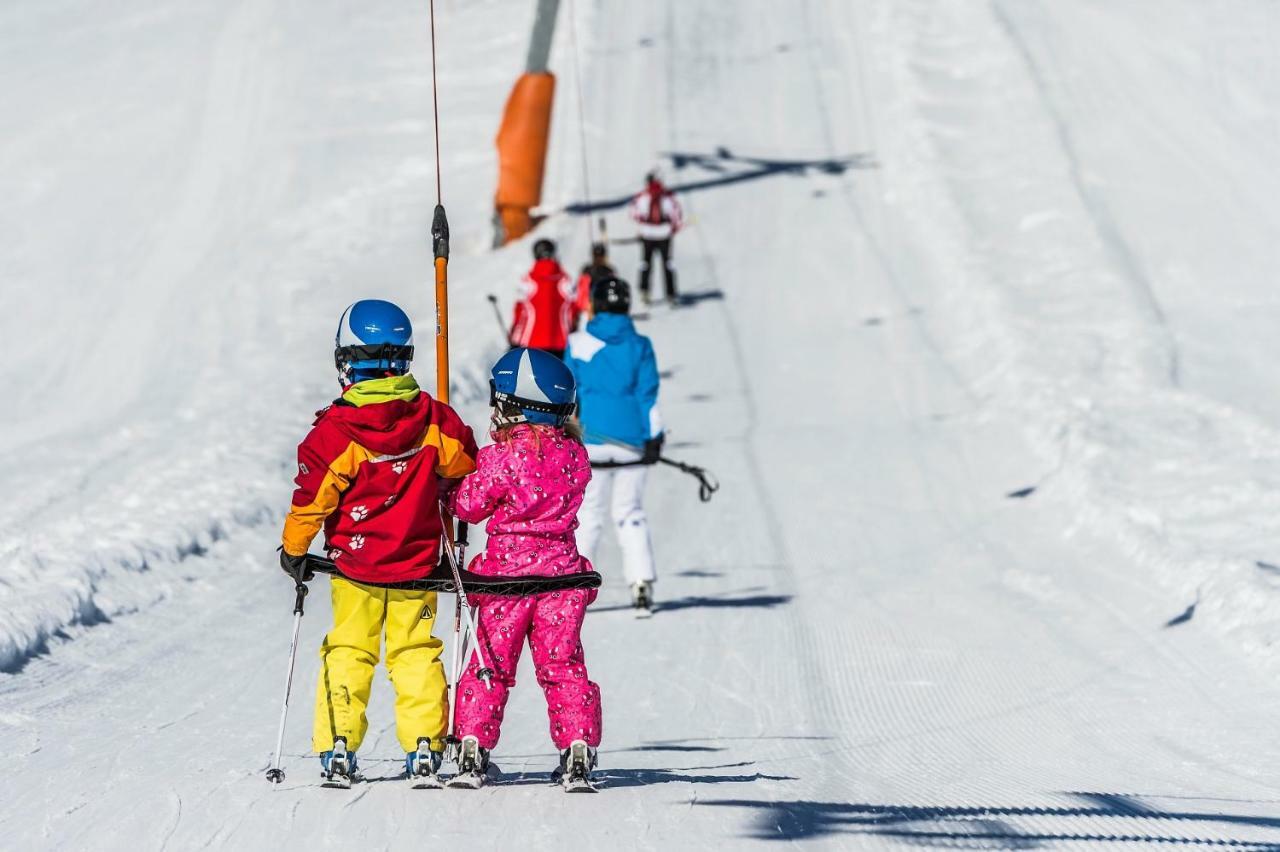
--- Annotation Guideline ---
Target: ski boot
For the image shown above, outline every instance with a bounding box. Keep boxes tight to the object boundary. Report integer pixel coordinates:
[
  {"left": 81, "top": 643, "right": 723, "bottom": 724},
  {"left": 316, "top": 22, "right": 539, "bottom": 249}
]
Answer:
[
  {"left": 553, "top": 740, "right": 598, "bottom": 793},
  {"left": 631, "top": 580, "right": 654, "bottom": 618},
  {"left": 319, "top": 737, "right": 359, "bottom": 789},
  {"left": 406, "top": 737, "right": 444, "bottom": 789},
  {"left": 446, "top": 735, "right": 491, "bottom": 789}
]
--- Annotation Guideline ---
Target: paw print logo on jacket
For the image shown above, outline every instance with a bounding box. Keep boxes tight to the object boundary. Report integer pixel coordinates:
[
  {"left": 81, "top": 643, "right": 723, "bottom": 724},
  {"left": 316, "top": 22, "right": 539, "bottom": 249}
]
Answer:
[
  {"left": 349, "top": 505, "right": 369, "bottom": 522},
  {"left": 349, "top": 534, "right": 366, "bottom": 551},
  {"left": 392, "top": 461, "right": 408, "bottom": 475}
]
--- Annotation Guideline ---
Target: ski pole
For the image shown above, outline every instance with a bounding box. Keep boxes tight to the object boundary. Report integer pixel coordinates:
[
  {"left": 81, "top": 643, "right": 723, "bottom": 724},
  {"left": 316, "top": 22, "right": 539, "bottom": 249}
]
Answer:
[
  {"left": 445, "top": 521, "right": 468, "bottom": 756},
  {"left": 265, "top": 580, "right": 309, "bottom": 784},
  {"left": 486, "top": 294, "right": 511, "bottom": 345},
  {"left": 440, "top": 521, "right": 495, "bottom": 689},
  {"left": 447, "top": 597, "right": 463, "bottom": 758}
]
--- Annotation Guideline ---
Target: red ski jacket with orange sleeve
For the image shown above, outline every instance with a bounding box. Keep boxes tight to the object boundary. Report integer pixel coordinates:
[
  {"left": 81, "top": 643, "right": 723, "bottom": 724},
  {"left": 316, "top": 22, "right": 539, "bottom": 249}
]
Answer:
[{"left": 280, "top": 375, "right": 478, "bottom": 584}]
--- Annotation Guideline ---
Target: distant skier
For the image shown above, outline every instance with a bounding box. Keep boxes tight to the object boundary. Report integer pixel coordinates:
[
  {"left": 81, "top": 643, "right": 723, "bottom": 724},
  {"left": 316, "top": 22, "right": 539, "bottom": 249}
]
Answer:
[
  {"left": 574, "top": 242, "right": 615, "bottom": 329},
  {"left": 628, "top": 171, "right": 683, "bottom": 305},
  {"left": 509, "top": 238, "right": 577, "bottom": 358},
  {"left": 447, "top": 348, "right": 601, "bottom": 791},
  {"left": 566, "top": 276, "right": 664, "bottom": 616},
  {"left": 278, "top": 299, "right": 478, "bottom": 789}
]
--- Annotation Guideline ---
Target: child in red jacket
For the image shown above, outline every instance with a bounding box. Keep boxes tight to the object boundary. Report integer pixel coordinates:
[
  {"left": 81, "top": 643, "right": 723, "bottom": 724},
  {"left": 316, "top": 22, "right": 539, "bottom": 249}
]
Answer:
[{"left": 279, "top": 299, "right": 477, "bottom": 788}]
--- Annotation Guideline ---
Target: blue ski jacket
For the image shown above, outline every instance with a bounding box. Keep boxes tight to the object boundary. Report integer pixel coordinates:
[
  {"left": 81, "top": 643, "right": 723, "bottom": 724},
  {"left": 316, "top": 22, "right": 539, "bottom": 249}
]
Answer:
[{"left": 566, "top": 313, "right": 663, "bottom": 448}]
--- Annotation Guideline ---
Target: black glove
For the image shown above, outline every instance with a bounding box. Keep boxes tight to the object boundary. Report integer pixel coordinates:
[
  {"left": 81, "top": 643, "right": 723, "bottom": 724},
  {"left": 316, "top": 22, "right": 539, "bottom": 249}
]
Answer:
[
  {"left": 279, "top": 549, "right": 313, "bottom": 583},
  {"left": 437, "top": 475, "right": 460, "bottom": 502},
  {"left": 642, "top": 434, "right": 665, "bottom": 465}
]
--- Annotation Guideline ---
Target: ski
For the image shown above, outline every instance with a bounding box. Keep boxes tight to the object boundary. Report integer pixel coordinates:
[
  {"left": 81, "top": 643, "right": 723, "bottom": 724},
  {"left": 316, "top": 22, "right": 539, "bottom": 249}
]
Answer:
[
  {"left": 445, "top": 770, "right": 486, "bottom": 790},
  {"left": 410, "top": 774, "right": 444, "bottom": 790},
  {"left": 631, "top": 581, "right": 654, "bottom": 618},
  {"left": 406, "top": 739, "right": 444, "bottom": 789},
  {"left": 319, "top": 738, "right": 358, "bottom": 789},
  {"left": 554, "top": 740, "right": 598, "bottom": 793},
  {"left": 563, "top": 777, "right": 597, "bottom": 793},
  {"left": 320, "top": 773, "right": 354, "bottom": 790},
  {"left": 446, "top": 736, "right": 492, "bottom": 790}
]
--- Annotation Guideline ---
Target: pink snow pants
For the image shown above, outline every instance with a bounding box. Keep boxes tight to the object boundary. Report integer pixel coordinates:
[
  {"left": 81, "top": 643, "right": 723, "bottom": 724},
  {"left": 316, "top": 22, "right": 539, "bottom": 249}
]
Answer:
[{"left": 453, "top": 587, "right": 601, "bottom": 750}]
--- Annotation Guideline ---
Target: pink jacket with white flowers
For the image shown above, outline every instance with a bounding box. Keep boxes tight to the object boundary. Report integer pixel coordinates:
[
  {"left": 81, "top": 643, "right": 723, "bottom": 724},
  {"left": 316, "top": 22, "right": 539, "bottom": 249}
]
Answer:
[{"left": 448, "top": 425, "right": 593, "bottom": 578}]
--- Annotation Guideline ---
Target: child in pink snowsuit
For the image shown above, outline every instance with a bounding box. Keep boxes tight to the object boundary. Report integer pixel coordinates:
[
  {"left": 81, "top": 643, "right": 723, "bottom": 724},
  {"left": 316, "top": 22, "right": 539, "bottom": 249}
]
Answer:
[{"left": 448, "top": 411, "right": 602, "bottom": 758}]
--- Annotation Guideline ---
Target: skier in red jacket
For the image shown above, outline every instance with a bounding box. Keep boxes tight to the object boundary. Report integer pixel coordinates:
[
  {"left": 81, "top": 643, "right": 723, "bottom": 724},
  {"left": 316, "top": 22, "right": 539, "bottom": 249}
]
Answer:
[
  {"left": 509, "top": 238, "right": 577, "bottom": 358},
  {"left": 280, "top": 299, "right": 479, "bottom": 789}
]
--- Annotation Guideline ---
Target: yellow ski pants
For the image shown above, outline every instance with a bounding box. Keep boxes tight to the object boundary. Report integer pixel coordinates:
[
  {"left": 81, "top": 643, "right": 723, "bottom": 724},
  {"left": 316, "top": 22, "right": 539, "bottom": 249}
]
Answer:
[{"left": 312, "top": 576, "right": 448, "bottom": 754}]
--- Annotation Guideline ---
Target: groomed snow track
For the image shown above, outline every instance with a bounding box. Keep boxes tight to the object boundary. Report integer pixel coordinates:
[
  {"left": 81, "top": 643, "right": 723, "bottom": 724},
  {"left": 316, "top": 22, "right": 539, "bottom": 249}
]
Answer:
[{"left": 2, "top": 1, "right": 1279, "bottom": 849}]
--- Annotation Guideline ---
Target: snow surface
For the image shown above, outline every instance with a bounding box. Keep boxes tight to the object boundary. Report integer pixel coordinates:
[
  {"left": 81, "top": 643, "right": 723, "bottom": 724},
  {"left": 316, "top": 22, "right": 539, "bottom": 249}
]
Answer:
[{"left": 3, "top": 0, "right": 1280, "bottom": 848}]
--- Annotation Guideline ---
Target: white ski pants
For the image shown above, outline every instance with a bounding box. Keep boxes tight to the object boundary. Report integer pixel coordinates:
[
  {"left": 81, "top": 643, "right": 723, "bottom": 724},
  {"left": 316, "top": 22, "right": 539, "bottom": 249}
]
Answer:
[{"left": 576, "top": 444, "right": 657, "bottom": 585}]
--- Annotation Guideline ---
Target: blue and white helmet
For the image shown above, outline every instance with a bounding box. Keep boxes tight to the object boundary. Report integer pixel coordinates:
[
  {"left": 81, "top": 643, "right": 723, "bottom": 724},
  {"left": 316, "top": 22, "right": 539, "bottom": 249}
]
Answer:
[
  {"left": 490, "top": 348, "right": 577, "bottom": 427},
  {"left": 335, "top": 299, "right": 414, "bottom": 385}
]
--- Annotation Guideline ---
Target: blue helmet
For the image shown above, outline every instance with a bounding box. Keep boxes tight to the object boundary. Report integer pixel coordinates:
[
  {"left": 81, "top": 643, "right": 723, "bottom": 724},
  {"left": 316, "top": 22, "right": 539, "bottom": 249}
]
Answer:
[
  {"left": 335, "top": 300, "right": 414, "bottom": 384},
  {"left": 490, "top": 348, "right": 577, "bottom": 427}
]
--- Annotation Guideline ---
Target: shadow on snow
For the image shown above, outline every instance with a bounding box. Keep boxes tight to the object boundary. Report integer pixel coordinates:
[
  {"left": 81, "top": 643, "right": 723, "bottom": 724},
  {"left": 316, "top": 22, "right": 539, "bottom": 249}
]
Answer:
[
  {"left": 591, "top": 590, "right": 792, "bottom": 614},
  {"left": 676, "top": 289, "right": 725, "bottom": 306},
  {"left": 493, "top": 760, "right": 795, "bottom": 790},
  {"left": 564, "top": 148, "right": 876, "bottom": 214},
  {"left": 695, "top": 792, "right": 1280, "bottom": 848}
]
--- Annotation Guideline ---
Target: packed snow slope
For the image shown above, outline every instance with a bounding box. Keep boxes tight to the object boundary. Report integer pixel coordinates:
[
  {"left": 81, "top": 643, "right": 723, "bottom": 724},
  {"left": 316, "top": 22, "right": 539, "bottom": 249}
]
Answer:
[{"left": 3, "top": 0, "right": 1280, "bottom": 849}]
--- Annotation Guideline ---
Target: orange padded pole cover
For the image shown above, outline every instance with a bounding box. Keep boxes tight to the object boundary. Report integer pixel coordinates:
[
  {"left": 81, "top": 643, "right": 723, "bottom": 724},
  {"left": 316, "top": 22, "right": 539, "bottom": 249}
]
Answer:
[{"left": 494, "top": 71, "right": 556, "bottom": 243}]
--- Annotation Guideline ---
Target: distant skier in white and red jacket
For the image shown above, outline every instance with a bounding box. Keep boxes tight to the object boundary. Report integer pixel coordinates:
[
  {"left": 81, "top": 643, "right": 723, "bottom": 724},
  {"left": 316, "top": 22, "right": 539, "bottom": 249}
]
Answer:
[
  {"left": 628, "top": 171, "right": 684, "bottom": 305},
  {"left": 509, "top": 238, "right": 577, "bottom": 358}
]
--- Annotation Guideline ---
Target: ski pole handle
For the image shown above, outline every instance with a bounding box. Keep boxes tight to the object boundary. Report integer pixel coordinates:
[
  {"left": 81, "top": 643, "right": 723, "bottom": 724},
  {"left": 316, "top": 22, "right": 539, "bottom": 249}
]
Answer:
[
  {"left": 456, "top": 521, "right": 469, "bottom": 547},
  {"left": 291, "top": 581, "right": 308, "bottom": 616},
  {"left": 486, "top": 294, "right": 510, "bottom": 344}
]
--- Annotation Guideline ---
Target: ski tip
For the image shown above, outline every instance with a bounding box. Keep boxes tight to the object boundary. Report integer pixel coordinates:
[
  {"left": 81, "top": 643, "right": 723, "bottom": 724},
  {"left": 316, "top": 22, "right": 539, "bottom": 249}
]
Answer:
[
  {"left": 563, "top": 780, "right": 599, "bottom": 793},
  {"left": 409, "top": 776, "right": 445, "bottom": 790},
  {"left": 445, "top": 773, "right": 486, "bottom": 790}
]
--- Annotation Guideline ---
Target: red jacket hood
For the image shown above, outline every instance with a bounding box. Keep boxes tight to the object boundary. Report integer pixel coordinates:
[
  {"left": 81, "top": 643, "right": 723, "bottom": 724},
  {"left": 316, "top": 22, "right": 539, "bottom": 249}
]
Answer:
[{"left": 317, "top": 394, "right": 433, "bottom": 456}]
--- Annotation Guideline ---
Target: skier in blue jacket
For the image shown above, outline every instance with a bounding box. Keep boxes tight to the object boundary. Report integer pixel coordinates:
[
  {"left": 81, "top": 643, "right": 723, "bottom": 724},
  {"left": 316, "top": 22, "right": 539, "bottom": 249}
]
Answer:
[{"left": 565, "top": 276, "right": 664, "bottom": 615}]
